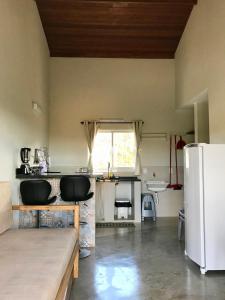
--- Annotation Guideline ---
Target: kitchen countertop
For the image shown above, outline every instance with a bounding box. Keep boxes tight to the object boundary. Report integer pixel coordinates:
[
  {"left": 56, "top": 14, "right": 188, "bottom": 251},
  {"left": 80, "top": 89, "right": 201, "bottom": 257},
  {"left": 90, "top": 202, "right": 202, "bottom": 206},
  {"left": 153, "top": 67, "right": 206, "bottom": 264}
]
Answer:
[
  {"left": 96, "top": 176, "right": 141, "bottom": 182},
  {"left": 16, "top": 173, "right": 141, "bottom": 181},
  {"left": 16, "top": 172, "right": 91, "bottom": 179}
]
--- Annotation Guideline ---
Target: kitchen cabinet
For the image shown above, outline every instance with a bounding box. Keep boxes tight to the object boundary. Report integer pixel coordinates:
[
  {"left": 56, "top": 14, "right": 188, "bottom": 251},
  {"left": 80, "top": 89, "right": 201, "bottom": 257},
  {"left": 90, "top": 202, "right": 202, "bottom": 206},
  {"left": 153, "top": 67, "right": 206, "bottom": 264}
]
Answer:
[{"left": 96, "top": 182, "right": 115, "bottom": 222}]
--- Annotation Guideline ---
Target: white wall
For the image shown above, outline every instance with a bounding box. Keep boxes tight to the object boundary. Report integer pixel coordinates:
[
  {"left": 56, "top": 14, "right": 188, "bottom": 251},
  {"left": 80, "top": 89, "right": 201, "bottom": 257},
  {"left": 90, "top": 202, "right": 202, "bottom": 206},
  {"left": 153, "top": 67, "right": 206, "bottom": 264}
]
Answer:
[
  {"left": 49, "top": 58, "right": 193, "bottom": 173},
  {"left": 175, "top": 0, "right": 225, "bottom": 143},
  {"left": 0, "top": 0, "right": 50, "bottom": 181},
  {"left": 194, "top": 100, "right": 209, "bottom": 143},
  {"left": 49, "top": 58, "right": 194, "bottom": 216}
]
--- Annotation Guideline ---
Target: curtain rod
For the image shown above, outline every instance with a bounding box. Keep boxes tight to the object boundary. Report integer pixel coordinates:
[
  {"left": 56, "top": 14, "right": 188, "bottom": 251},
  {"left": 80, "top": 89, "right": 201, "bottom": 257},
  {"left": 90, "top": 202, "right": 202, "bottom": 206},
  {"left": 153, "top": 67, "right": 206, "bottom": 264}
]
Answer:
[{"left": 80, "top": 120, "right": 144, "bottom": 125}]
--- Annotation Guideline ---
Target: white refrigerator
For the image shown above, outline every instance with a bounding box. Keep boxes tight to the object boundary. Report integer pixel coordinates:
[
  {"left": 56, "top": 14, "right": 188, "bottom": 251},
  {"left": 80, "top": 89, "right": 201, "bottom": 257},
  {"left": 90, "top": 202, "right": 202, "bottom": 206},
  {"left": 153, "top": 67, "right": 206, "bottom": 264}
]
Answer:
[{"left": 184, "top": 143, "right": 225, "bottom": 274}]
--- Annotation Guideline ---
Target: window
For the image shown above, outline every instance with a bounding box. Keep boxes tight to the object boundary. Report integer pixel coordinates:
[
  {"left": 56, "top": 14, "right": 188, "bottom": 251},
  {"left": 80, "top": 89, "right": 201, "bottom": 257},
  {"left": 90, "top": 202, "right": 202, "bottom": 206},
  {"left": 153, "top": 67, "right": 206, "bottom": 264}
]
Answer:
[{"left": 92, "top": 130, "right": 136, "bottom": 173}]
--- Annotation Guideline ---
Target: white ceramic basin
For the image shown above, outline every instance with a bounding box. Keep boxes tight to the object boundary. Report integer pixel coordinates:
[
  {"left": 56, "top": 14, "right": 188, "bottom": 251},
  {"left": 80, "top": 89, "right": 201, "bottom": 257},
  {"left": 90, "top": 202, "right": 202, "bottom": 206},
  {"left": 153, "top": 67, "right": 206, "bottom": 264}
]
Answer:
[
  {"left": 146, "top": 180, "right": 168, "bottom": 205},
  {"left": 146, "top": 180, "right": 168, "bottom": 193}
]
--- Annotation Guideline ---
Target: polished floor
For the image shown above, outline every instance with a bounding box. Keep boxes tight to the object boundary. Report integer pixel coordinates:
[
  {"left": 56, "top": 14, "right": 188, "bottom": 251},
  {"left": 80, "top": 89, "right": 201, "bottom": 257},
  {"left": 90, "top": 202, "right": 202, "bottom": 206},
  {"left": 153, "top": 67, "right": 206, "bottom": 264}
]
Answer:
[{"left": 70, "top": 218, "right": 225, "bottom": 300}]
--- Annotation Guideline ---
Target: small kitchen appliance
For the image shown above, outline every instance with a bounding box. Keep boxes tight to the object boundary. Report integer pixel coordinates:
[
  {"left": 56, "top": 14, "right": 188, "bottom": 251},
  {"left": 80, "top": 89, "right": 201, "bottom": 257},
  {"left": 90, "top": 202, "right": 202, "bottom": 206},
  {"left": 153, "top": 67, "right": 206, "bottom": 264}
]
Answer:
[
  {"left": 33, "top": 148, "right": 49, "bottom": 173},
  {"left": 20, "top": 147, "right": 31, "bottom": 174}
]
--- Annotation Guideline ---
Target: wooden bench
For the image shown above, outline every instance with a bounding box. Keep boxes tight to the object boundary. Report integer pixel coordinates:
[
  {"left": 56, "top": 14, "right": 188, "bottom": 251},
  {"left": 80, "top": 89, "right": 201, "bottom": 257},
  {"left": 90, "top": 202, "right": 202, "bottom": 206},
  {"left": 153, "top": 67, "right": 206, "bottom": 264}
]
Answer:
[{"left": 0, "top": 181, "right": 80, "bottom": 300}]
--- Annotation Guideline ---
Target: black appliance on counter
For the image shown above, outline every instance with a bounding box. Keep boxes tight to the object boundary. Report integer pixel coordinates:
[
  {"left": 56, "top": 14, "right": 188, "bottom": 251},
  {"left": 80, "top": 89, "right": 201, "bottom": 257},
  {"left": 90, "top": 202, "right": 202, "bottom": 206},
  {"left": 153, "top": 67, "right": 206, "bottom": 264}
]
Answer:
[{"left": 17, "top": 148, "right": 31, "bottom": 175}]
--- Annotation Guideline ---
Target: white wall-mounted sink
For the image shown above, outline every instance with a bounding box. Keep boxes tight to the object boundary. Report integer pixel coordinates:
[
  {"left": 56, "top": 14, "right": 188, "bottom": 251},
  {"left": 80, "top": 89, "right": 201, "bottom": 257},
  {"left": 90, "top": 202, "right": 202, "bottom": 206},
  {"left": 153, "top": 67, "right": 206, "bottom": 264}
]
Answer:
[
  {"left": 146, "top": 181, "right": 168, "bottom": 204},
  {"left": 146, "top": 180, "right": 168, "bottom": 193}
]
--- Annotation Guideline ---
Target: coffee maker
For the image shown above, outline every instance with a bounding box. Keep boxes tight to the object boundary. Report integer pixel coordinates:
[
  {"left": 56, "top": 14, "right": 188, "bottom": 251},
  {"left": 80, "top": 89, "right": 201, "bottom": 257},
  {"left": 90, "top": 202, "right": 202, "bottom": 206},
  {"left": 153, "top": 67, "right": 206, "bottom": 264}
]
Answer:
[{"left": 20, "top": 148, "right": 31, "bottom": 174}]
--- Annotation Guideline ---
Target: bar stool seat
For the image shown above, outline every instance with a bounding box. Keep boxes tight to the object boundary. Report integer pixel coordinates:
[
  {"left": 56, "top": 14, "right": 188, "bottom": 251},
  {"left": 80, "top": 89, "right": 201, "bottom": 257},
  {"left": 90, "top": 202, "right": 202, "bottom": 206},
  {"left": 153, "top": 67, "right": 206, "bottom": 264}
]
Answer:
[{"left": 20, "top": 180, "right": 57, "bottom": 227}]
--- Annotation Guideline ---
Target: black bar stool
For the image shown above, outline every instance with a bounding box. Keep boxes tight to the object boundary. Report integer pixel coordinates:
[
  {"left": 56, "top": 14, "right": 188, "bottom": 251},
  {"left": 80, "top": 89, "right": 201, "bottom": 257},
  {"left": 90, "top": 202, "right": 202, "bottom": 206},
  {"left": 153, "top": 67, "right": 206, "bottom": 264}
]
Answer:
[
  {"left": 60, "top": 175, "right": 94, "bottom": 258},
  {"left": 20, "top": 180, "right": 57, "bottom": 227}
]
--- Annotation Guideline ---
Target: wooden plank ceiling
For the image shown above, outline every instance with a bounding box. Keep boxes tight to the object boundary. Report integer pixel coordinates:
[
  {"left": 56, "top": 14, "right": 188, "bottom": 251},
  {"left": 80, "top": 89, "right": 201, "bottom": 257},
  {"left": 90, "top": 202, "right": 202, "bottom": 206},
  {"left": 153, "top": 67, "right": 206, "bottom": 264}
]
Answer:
[{"left": 35, "top": 0, "right": 197, "bottom": 58}]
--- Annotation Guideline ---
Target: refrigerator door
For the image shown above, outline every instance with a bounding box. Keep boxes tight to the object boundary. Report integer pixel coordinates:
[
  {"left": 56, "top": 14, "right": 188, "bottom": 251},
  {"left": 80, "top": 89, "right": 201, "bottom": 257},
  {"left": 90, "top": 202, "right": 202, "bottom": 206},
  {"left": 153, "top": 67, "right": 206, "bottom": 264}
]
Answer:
[
  {"left": 184, "top": 145, "right": 205, "bottom": 267},
  {"left": 203, "top": 145, "right": 225, "bottom": 270}
]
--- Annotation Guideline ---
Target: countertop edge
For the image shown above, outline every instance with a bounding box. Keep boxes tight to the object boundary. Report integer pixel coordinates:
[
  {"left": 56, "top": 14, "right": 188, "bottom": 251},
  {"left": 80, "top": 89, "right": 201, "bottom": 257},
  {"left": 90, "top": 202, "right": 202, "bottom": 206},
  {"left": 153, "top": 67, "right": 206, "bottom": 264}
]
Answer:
[{"left": 16, "top": 174, "right": 141, "bottom": 182}]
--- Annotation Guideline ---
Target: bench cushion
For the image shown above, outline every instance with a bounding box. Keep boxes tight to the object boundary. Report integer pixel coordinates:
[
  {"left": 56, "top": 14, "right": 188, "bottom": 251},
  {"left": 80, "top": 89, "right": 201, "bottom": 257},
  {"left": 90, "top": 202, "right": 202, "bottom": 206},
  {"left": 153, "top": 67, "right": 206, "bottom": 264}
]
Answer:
[
  {"left": 0, "top": 228, "right": 78, "bottom": 300},
  {"left": 0, "top": 182, "right": 12, "bottom": 234}
]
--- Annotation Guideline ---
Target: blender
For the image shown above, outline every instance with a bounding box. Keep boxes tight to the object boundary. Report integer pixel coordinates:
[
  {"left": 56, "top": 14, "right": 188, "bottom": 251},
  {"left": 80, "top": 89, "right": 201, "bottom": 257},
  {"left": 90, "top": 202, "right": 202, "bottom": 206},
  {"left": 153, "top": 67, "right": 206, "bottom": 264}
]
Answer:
[{"left": 20, "top": 148, "right": 31, "bottom": 174}]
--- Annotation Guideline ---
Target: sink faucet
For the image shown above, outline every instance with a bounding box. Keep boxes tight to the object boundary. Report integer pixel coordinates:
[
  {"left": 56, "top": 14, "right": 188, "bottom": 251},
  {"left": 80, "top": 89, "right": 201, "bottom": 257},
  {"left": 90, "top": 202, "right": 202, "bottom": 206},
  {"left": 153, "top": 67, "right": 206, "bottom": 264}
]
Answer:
[{"left": 108, "top": 162, "right": 110, "bottom": 178}]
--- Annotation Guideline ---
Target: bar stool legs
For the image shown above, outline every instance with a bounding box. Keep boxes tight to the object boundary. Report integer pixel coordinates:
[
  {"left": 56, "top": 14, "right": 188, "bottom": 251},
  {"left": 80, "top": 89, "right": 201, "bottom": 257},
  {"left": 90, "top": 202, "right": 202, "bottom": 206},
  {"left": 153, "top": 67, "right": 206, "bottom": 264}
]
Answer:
[{"left": 178, "top": 209, "right": 185, "bottom": 240}]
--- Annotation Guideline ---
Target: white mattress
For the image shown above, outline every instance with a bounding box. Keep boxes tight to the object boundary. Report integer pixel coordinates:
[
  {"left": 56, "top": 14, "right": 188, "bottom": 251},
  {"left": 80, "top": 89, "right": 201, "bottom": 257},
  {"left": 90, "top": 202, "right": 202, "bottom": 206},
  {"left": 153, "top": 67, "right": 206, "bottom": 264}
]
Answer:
[{"left": 0, "top": 228, "right": 77, "bottom": 300}]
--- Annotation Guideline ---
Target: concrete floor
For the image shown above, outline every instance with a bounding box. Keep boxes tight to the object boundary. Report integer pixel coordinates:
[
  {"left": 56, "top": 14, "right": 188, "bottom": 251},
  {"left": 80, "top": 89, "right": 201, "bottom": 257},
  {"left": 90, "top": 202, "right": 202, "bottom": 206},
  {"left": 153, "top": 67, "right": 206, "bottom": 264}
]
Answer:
[{"left": 70, "top": 218, "right": 225, "bottom": 300}]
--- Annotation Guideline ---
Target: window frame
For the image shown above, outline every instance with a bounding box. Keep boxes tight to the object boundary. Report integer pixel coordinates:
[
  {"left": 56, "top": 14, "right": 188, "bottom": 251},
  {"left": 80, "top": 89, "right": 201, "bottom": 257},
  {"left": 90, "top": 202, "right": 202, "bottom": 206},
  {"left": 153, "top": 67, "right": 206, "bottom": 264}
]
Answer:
[{"left": 92, "top": 129, "right": 137, "bottom": 174}]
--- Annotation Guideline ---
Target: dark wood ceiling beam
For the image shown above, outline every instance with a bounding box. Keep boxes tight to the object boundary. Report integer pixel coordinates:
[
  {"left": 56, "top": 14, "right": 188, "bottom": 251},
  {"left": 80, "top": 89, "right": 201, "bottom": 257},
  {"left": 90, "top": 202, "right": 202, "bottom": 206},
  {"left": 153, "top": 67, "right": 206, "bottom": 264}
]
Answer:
[
  {"left": 51, "top": 51, "right": 175, "bottom": 59},
  {"left": 36, "top": 0, "right": 197, "bottom": 7},
  {"left": 52, "top": 49, "right": 176, "bottom": 55},
  {"left": 44, "top": 23, "right": 185, "bottom": 30},
  {"left": 47, "top": 40, "right": 178, "bottom": 53},
  {"left": 41, "top": 19, "right": 190, "bottom": 29},
  {"left": 51, "top": 48, "right": 176, "bottom": 55},
  {"left": 39, "top": 17, "right": 191, "bottom": 30},
  {"left": 37, "top": 3, "right": 193, "bottom": 15},
  {"left": 45, "top": 27, "right": 183, "bottom": 38}
]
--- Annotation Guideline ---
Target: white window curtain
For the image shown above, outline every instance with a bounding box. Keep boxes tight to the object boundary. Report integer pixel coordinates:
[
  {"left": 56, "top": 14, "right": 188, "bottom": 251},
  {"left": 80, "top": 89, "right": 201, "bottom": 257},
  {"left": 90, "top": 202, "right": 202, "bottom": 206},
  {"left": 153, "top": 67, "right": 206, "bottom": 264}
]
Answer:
[
  {"left": 83, "top": 121, "right": 98, "bottom": 172},
  {"left": 133, "top": 120, "right": 143, "bottom": 175}
]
